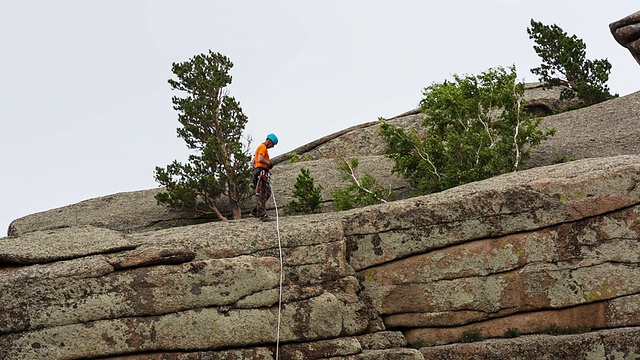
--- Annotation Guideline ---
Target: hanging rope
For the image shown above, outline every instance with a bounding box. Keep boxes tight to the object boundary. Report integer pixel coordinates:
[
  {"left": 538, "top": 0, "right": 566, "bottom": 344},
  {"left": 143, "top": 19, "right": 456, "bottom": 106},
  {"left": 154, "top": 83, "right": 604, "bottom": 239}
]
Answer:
[
  {"left": 254, "top": 170, "right": 283, "bottom": 358},
  {"left": 270, "top": 182, "right": 284, "bottom": 360}
]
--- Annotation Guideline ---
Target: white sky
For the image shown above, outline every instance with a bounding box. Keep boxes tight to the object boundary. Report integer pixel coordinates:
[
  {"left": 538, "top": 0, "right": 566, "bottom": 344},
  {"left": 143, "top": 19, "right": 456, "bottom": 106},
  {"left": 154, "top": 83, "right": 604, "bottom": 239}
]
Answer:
[{"left": 1, "top": 1, "right": 638, "bottom": 236}]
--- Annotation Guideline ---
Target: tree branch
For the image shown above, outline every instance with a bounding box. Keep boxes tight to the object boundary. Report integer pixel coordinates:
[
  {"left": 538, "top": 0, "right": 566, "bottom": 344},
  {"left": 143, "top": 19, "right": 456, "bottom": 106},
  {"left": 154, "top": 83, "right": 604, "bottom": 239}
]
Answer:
[
  {"left": 408, "top": 131, "right": 442, "bottom": 180},
  {"left": 340, "top": 158, "right": 387, "bottom": 204}
]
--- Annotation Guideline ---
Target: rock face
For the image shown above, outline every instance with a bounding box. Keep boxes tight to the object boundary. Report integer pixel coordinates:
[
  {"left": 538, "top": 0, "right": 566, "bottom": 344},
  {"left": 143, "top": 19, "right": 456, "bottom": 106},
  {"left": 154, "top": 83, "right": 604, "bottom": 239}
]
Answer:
[
  {"left": 6, "top": 188, "right": 200, "bottom": 236},
  {"left": 9, "top": 89, "right": 639, "bottom": 236},
  {"left": 525, "top": 89, "right": 640, "bottom": 168},
  {"left": 3, "top": 89, "right": 640, "bottom": 359},
  {"left": 2, "top": 155, "right": 640, "bottom": 359},
  {"left": 610, "top": 11, "right": 640, "bottom": 65}
]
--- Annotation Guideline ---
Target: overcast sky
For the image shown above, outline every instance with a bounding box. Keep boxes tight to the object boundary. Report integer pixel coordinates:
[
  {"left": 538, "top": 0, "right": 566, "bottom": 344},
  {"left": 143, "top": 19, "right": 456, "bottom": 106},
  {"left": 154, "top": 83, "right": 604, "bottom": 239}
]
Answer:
[{"left": 1, "top": 1, "right": 638, "bottom": 236}]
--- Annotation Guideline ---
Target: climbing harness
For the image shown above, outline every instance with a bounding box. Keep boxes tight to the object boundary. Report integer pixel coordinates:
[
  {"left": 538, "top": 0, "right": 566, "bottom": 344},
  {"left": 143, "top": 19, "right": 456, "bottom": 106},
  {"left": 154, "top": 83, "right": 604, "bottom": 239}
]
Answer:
[{"left": 255, "top": 169, "right": 271, "bottom": 200}]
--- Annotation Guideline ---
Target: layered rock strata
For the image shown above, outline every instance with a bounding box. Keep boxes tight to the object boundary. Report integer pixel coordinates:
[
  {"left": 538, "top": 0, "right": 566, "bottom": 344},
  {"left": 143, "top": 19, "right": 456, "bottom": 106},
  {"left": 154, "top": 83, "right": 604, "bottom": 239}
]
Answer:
[{"left": 1, "top": 155, "right": 640, "bottom": 359}]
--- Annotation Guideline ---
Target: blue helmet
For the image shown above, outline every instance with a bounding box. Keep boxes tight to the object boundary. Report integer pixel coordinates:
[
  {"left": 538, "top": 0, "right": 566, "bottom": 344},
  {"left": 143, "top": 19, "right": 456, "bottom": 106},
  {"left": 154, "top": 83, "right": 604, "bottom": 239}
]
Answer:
[{"left": 267, "top": 133, "right": 278, "bottom": 145}]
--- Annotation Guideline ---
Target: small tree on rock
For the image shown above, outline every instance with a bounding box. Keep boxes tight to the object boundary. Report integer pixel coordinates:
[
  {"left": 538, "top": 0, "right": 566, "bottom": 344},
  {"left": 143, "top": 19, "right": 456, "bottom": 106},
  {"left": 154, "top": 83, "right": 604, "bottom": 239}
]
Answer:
[
  {"left": 332, "top": 157, "right": 394, "bottom": 211},
  {"left": 284, "top": 167, "right": 323, "bottom": 215},
  {"left": 380, "top": 66, "right": 554, "bottom": 194},
  {"left": 527, "top": 19, "right": 617, "bottom": 108},
  {"left": 154, "top": 51, "right": 252, "bottom": 221}
]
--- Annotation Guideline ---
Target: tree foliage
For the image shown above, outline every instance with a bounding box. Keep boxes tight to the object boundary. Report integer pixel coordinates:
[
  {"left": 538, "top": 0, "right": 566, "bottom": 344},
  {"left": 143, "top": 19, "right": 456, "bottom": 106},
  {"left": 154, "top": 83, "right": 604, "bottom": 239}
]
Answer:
[
  {"left": 527, "top": 19, "right": 617, "bottom": 108},
  {"left": 380, "top": 66, "right": 554, "bottom": 194},
  {"left": 154, "top": 51, "right": 252, "bottom": 221},
  {"left": 284, "top": 167, "right": 323, "bottom": 215},
  {"left": 332, "top": 157, "right": 394, "bottom": 211}
]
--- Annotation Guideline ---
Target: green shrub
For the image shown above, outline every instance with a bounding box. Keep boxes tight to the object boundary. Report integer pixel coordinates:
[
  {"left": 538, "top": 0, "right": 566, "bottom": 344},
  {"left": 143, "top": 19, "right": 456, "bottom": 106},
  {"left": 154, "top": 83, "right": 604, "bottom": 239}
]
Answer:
[
  {"left": 504, "top": 328, "right": 521, "bottom": 338},
  {"left": 288, "top": 153, "right": 314, "bottom": 163},
  {"left": 553, "top": 155, "right": 574, "bottom": 164},
  {"left": 409, "top": 340, "right": 430, "bottom": 349},
  {"left": 460, "top": 328, "right": 484, "bottom": 343},
  {"left": 331, "top": 157, "right": 394, "bottom": 211},
  {"left": 284, "top": 167, "right": 323, "bottom": 215},
  {"left": 289, "top": 153, "right": 301, "bottom": 163},
  {"left": 380, "top": 66, "right": 555, "bottom": 195},
  {"left": 544, "top": 323, "right": 591, "bottom": 335}
]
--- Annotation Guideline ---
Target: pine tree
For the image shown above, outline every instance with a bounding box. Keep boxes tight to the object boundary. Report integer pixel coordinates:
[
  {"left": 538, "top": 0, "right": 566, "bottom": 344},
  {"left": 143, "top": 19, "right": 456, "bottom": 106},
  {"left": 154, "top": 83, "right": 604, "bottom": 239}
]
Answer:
[
  {"left": 154, "top": 51, "right": 252, "bottom": 221},
  {"left": 527, "top": 19, "right": 617, "bottom": 108},
  {"left": 284, "top": 167, "right": 323, "bottom": 215}
]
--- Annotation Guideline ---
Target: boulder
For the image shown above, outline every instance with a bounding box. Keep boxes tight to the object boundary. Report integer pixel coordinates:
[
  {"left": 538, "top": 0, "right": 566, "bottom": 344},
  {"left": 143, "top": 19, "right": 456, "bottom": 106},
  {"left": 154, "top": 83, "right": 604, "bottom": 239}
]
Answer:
[
  {"left": 0, "top": 226, "right": 134, "bottom": 264},
  {"left": 610, "top": 11, "right": 640, "bottom": 65},
  {"left": 7, "top": 188, "right": 199, "bottom": 237},
  {"left": 526, "top": 90, "right": 640, "bottom": 168},
  {"left": 345, "top": 155, "right": 640, "bottom": 269}
]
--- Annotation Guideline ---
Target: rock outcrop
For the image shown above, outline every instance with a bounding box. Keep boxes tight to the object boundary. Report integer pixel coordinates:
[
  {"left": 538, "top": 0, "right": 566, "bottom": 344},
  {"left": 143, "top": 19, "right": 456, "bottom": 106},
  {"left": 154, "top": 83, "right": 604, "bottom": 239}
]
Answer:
[
  {"left": 610, "top": 10, "right": 640, "bottom": 65},
  {"left": 2, "top": 155, "right": 640, "bottom": 359},
  {"left": 3, "top": 84, "right": 640, "bottom": 358},
  {"left": 525, "top": 89, "right": 640, "bottom": 168},
  {"left": 9, "top": 89, "right": 638, "bottom": 237},
  {"left": 6, "top": 189, "right": 201, "bottom": 237}
]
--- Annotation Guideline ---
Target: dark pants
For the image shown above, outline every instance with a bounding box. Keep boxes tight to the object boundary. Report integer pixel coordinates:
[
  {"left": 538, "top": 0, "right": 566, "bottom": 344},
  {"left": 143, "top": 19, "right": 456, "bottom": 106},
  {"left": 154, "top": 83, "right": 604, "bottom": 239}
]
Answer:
[{"left": 252, "top": 168, "right": 271, "bottom": 217}]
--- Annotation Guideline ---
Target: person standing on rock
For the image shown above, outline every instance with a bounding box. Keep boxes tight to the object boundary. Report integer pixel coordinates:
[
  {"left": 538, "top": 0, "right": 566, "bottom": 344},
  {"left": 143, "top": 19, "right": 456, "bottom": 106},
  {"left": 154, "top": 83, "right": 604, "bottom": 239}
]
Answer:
[{"left": 251, "top": 133, "right": 278, "bottom": 221}]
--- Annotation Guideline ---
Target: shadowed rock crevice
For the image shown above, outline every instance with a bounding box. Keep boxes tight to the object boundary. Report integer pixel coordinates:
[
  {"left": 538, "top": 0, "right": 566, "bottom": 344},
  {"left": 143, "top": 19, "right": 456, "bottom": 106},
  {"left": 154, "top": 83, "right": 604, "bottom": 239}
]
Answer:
[
  {"left": 404, "top": 294, "right": 640, "bottom": 347},
  {"left": 419, "top": 326, "right": 640, "bottom": 359}
]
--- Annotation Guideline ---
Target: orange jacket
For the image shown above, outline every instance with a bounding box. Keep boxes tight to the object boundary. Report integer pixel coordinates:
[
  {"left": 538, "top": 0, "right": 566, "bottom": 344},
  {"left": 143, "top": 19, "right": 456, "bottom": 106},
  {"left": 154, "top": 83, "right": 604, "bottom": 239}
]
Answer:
[{"left": 254, "top": 142, "right": 270, "bottom": 169}]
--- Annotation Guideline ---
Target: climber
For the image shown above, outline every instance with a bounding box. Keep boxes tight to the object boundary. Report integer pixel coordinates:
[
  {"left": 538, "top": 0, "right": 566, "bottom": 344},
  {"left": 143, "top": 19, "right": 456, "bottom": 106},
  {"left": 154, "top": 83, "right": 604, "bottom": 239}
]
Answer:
[{"left": 251, "top": 133, "right": 278, "bottom": 221}]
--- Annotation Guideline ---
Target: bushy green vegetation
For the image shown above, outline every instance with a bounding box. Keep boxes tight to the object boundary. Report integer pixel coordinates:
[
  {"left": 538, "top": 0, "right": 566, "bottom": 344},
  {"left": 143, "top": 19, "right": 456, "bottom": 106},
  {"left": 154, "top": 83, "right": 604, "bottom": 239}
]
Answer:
[
  {"left": 544, "top": 323, "right": 591, "bottom": 335},
  {"left": 504, "top": 328, "right": 521, "bottom": 338},
  {"left": 380, "top": 66, "right": 555, "bottom": 195},
  {"left": 154, "top": 51, "right": 252, "bottom": 221},
  {"left": 332, "top": 158, "right": 394, "bottom": 211},
  {"left": 460, "top": 328, "right": 484, "bottom": 343},
  {"left": 288, "top": 153, "right": 314, "bottom": 163},
  {"left": 284, "top": 167, "right": 323, "bottom": 215},
  {"left": 528, "top": 19, "right": 617, "bottom": 109}
]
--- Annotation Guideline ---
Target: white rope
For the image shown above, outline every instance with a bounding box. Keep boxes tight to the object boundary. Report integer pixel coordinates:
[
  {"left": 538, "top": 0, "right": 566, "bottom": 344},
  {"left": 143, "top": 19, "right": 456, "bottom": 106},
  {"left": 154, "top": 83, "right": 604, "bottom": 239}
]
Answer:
[{"left": 270, "top": 183, "right": 284, "bottom": 360}]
